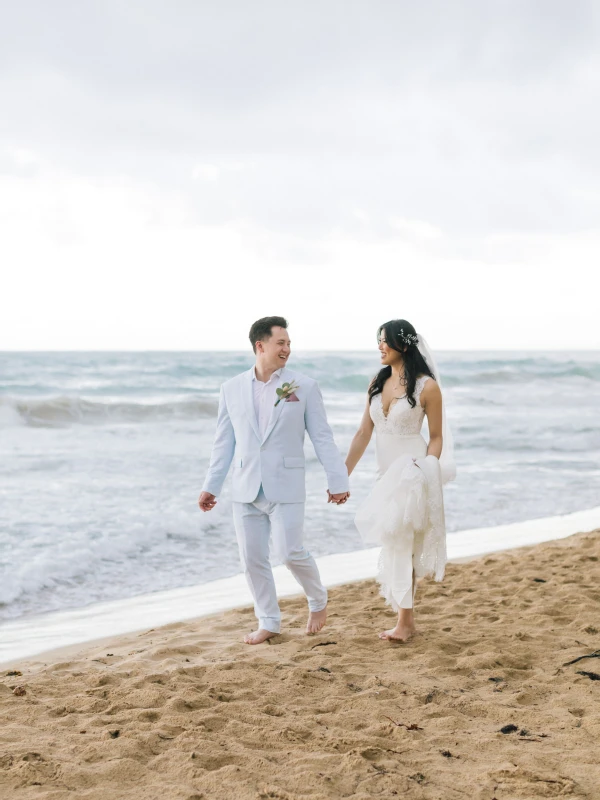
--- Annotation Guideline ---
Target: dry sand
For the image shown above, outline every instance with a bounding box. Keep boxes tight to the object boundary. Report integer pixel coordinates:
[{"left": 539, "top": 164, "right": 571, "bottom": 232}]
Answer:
[{"left": 1, "top": 530, "right": 599, "bottom": 799}]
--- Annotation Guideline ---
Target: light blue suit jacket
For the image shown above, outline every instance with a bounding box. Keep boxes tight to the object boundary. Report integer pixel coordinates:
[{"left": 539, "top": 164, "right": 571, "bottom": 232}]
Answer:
[{"left": 202, "top": 367, "right": 349, "bottom": 503}]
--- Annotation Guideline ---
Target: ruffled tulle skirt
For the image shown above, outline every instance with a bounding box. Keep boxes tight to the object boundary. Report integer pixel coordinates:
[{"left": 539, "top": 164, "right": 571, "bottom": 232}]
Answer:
[{"left": 355, "top": 440, "right": 446, "bottom": 611}]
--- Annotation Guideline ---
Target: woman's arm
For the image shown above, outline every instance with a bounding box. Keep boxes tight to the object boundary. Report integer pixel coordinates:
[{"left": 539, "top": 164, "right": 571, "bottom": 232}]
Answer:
[
  {"left": 345, "top": 398, "right": 375, "bottom": 476},
  {"left": 421, "top": 379, "right": 443, "bottom": 459}
]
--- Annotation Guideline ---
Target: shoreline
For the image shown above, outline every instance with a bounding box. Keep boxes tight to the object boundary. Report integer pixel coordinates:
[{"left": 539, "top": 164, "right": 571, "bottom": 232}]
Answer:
[
  {"left": 2, "top": 504, "right": 600, "bottom": 668},
  {"left": 2, "top": 528, "right": 599, "bottom": 799}
]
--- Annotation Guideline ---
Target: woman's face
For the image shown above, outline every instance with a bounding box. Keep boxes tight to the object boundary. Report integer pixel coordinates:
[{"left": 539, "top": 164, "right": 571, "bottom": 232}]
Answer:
[{"left": 378, "top": 329, "right": 404, "bottom": 367}]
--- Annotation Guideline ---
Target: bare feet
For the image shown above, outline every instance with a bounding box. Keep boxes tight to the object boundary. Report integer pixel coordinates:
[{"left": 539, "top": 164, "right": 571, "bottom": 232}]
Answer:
[
  {"left": 244, "top": 628, "right": 278, "bottom": 645},
  {"left": 306, "top": 607, "right": 327, "bottom": 635},
  {"left": 378, "top": 623, "right": 416, "bottom": 642}
]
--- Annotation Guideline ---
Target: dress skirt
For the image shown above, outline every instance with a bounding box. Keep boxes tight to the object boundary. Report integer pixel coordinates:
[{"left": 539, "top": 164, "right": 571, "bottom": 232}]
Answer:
[{"left": 355, "top": 434, "right": 446, "bottom": 611}]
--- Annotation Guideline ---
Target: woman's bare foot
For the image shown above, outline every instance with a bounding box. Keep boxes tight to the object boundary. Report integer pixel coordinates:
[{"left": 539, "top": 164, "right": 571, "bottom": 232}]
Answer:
[
  {"left": 378, "top": 623, "right": 416, "bottom": 642},
  {"left": 244, "top": 628, "right": 278, "bottom": 645},
  {"left": 306, "top": 607, "right": 327, "bottom": 635}
]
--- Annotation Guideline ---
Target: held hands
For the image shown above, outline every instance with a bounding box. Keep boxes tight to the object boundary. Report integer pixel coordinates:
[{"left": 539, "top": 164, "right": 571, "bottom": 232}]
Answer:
[
  {"left": 200, "top": 490, "right": 349, "bottom": 509},
  {"left": 198, "top": 491, "right": 217, "bottom": 512},
  {"left": 327, "top": 490, "right": 350, "bottom": 505}
]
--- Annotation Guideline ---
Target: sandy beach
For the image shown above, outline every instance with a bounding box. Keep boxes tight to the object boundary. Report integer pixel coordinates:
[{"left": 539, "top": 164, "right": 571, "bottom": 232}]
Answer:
[{"left": 1, "top": 530, "right": 599, "bottom": 800}]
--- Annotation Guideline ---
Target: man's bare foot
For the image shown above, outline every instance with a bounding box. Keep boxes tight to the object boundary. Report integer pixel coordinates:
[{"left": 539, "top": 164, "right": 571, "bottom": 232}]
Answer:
[
  {"left": 244, "top": 629, "right": 278, "bottom": 645},
  {"left": 378, "top": 623, "right": 416, "bottom": 642},
  {"left": 306, "top": 607, "right": 327, "bottom": 635}
]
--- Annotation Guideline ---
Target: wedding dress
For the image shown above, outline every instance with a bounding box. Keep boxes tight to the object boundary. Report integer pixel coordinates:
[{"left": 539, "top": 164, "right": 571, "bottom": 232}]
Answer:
[{"left": 355, "top": 373, "right": 450, "bottom": 611}]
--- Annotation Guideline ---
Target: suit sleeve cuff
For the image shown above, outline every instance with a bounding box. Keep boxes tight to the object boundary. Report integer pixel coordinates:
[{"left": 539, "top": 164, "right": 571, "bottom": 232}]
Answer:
[
  {"left": 328, "top": 479, "right": 350, "bottom": 494},
  {"left": 201, "top": 480, "right": 222, "bottom": 497}
]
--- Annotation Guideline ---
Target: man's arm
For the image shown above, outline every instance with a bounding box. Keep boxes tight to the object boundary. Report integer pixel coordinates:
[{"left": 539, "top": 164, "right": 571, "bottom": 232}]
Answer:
[
  {"left": 200, "top": 387, "right": 235, "bottom": 506},
  {"left": 304, "top": 382, "right": 350, "bottom": 496}
]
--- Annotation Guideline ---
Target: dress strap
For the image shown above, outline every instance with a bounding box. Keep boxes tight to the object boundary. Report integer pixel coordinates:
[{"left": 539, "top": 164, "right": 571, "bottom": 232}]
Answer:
[{"left": 414, "top": 375, "right": 432, "bottom": 404}]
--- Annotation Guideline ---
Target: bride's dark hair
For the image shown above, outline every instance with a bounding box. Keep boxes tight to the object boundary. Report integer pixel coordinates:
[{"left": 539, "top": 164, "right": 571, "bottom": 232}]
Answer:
[{"left": 368, "top": 319, "right": 435, "bottom": 408}]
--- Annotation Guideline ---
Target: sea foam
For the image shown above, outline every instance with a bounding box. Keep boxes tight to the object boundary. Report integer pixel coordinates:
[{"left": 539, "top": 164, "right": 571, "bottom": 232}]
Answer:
[{"left": 1, "top": 505, "right": 598, "bottom": 665}]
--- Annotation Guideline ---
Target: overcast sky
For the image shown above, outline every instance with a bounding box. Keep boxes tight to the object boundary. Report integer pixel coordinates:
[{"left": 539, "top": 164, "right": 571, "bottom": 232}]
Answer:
[{"left": 1, "top": 0, "right": 598, "bottom": 350}]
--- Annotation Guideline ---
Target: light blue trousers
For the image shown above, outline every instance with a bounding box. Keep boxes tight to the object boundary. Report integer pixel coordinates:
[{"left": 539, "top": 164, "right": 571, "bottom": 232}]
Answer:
[{"left": 232, "top": 487, "right": 327, "bottom": 633}]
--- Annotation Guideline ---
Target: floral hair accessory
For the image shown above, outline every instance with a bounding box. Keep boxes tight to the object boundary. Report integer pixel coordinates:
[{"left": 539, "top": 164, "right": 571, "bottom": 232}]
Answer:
[{"left": 398, "top": 329, "right": 419, "bottom": 346}]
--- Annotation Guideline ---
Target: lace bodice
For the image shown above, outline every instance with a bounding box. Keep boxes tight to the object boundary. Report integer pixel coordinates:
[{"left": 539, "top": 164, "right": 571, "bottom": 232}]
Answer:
[{"left": 370, "top": 375, "right": 430, "bottom": 436}]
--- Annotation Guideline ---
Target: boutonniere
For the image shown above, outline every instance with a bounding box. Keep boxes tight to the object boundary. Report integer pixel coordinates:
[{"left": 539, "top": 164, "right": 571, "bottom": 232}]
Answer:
[{"left": 275, "top": 381, "right": 300, "bottom": 406}]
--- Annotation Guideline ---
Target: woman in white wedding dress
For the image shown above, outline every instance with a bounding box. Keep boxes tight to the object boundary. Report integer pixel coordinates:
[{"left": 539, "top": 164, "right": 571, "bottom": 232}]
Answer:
[{"left": 345, "top": 319, "right": 455, "bottom": 642}]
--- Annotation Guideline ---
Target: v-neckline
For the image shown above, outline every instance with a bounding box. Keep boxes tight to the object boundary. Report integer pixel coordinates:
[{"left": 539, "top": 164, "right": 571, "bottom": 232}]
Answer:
[{"left": 380, "top": 393, "right": 407, "bottom": 419}]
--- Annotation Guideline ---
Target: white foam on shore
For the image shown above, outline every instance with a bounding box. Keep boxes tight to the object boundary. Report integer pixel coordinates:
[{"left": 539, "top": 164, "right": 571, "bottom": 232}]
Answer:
[{"left": 1, "top": 506, "right": 599, "bottom": 665}]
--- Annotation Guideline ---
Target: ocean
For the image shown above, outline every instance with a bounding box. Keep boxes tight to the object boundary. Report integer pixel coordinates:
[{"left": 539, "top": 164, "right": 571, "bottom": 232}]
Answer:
[{"left": 1, "top": 350, "right": 599, "bottom": 627}]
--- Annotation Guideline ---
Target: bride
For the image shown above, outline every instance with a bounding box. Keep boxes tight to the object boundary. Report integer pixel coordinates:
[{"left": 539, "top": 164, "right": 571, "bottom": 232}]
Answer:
[{"left": 344, "top": 319, "right": 456, "bottom": 641}]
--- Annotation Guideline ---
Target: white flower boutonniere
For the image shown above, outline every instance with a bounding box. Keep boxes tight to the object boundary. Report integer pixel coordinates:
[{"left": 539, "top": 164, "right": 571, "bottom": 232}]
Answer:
[{"left": 275, "top": 381, "right": 300, "bottom": 406}]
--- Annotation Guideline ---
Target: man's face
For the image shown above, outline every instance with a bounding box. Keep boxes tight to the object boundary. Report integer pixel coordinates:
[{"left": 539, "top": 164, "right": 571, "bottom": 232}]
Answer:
[{"left": 256, "top": 326, "right": 291, "bottom": 369}]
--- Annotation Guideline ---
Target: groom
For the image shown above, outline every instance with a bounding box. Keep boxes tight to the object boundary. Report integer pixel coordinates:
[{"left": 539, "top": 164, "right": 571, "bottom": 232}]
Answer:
[{"left": 198, "top": 316, "right": 350, "bottom": 644}]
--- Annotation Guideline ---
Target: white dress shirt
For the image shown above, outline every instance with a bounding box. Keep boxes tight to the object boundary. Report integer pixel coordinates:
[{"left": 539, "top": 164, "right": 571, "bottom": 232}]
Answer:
[{"left": 252, "top": 367, "right": 282, "bottom": 438}]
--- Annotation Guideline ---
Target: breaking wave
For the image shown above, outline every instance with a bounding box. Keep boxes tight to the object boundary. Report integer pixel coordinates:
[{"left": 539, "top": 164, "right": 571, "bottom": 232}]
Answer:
[{"left": 0, "top": 396, "right": 218, "bottom": 427}]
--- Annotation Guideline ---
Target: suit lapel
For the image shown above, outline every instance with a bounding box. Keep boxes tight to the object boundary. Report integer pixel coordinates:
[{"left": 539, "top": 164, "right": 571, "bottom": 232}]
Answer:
[
  {"left": 261, "top": 368, "right": 288, "bottom": 445},
  {"left": 242, "top": 368, "right": 261, "bottom": 440}
]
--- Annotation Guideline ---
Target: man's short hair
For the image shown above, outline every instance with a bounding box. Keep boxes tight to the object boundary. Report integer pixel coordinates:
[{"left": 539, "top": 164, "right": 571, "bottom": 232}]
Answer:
[{"left": 249, "top": 316, "right": 288, "bottom": 354}]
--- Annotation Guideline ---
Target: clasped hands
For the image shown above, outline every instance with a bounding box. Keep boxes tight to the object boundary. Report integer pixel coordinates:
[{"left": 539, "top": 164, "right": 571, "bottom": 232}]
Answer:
[
  {"left": 327, "top": 490, "right": 350, "bottom": 505},
  {"left": 200, "top": 490, "right": 350, "bottom": 509}
]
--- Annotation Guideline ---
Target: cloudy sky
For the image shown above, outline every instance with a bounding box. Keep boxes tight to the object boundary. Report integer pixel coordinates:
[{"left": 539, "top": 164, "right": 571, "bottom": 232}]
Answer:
[{"left": 1, "top": 0, "right": 598, "bottom": 350}]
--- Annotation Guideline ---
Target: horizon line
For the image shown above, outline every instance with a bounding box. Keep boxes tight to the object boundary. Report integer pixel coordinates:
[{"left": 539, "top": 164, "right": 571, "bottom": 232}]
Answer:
[{"left": 2, "top": 347, "right": 600, "bottom": 354}]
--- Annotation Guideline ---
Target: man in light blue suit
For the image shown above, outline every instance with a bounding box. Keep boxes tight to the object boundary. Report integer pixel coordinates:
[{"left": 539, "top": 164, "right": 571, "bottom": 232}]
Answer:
[{"left": 199, "top": 316, "right": 350, "bottom": 644}]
